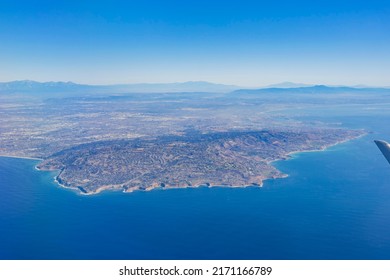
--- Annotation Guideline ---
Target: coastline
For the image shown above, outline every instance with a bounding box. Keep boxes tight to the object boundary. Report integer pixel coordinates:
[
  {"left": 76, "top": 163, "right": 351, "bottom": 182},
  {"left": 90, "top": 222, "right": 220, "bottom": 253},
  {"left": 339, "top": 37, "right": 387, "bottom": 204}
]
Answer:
[
  {"left": 1, "top": 154, "right": 267, "bottom": 195},
  {"left": 261, "top": 132, "right": 367, "bottom": 184},
  {"left": 267, "top": 132, "right": 367, "bottom": 166},
  {"left": 1, "top": 132, "right": 366, "bottom": 195}
]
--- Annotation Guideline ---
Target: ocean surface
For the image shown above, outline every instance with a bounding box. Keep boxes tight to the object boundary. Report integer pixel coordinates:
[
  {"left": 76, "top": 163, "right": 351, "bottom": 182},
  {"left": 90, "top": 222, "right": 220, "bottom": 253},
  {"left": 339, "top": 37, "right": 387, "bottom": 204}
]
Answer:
[{"left": 1, "top": 115, "right": 390, "bottom": 259}]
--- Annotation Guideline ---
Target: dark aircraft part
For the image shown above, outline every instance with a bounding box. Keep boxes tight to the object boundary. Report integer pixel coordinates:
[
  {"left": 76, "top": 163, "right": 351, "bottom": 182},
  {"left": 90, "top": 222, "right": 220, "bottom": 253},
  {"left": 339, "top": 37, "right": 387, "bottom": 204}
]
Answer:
[{"left": 374, "top": 140, "right": 390, "bottom": 165}]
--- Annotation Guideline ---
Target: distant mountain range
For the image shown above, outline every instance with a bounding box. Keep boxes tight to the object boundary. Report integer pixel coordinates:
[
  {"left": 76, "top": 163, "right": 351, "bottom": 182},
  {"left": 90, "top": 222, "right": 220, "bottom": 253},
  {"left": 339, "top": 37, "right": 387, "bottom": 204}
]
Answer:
[
  {"left": 231, "top": 84, "right": 390, "bottom": 95},
  {"left": 0, "top": 80, "right": 239, "bottom": 94},
  {"left": 262, "top": 81, "right": 388, "bottom": 89},
  {"left": 1, "top": 80, "right": 389, "bottom": 95}
]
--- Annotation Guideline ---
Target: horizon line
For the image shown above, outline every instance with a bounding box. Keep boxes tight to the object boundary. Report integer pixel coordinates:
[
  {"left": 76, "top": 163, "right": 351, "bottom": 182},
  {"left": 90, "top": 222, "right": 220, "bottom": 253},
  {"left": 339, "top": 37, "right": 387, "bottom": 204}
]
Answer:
[{"left": 1, "top": 79, "right": 389, "bottom": 89}]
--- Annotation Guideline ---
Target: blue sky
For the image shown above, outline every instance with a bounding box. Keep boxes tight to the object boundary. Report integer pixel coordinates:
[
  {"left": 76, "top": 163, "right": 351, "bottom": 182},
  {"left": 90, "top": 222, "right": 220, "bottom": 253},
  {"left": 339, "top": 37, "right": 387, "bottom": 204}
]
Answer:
[{"left": 1, "top": 0, "right": 389, "bottom": 86}]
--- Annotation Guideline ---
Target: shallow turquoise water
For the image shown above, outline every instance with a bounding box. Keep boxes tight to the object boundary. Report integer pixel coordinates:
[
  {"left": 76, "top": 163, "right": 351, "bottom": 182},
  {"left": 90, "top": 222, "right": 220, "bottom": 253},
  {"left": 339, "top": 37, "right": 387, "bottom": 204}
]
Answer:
[{"left": 1, "top": 116, "right": 390, "bottom": 259}]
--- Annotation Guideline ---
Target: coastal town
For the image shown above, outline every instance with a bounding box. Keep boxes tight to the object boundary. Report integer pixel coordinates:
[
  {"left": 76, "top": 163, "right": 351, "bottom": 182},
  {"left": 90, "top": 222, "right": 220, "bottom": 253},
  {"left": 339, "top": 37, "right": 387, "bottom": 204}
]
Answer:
[
  {"left": 0, "top": 83, "right": 367, "bottom": 194},
  {"left": 37, "top": 129, "right": 363, "bottom": 194}
]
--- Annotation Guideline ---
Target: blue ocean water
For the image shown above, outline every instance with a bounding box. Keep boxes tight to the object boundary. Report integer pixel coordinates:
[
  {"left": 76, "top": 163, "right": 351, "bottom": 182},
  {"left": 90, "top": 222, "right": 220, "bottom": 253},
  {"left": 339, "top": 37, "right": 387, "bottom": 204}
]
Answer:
[{"left": 1, "top": 116, "right": 390, "bottom": 259}]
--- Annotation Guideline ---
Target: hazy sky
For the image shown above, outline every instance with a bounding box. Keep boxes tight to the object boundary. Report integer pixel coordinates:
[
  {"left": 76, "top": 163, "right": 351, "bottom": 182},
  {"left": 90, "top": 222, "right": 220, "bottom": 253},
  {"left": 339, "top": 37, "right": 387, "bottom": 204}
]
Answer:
[{"left": 1, "top": 0, "right": 389, "bottom": 87}]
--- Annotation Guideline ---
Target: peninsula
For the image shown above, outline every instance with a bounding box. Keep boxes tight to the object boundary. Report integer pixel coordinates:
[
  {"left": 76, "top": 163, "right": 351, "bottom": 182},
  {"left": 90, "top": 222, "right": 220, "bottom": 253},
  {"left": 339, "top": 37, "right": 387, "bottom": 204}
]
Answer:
[
  {"left": 37, "top": 129, "right": 363, "bottom": 194},
  {"left": 0, "top": 81, "right": 374, "bottom": 194}
]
